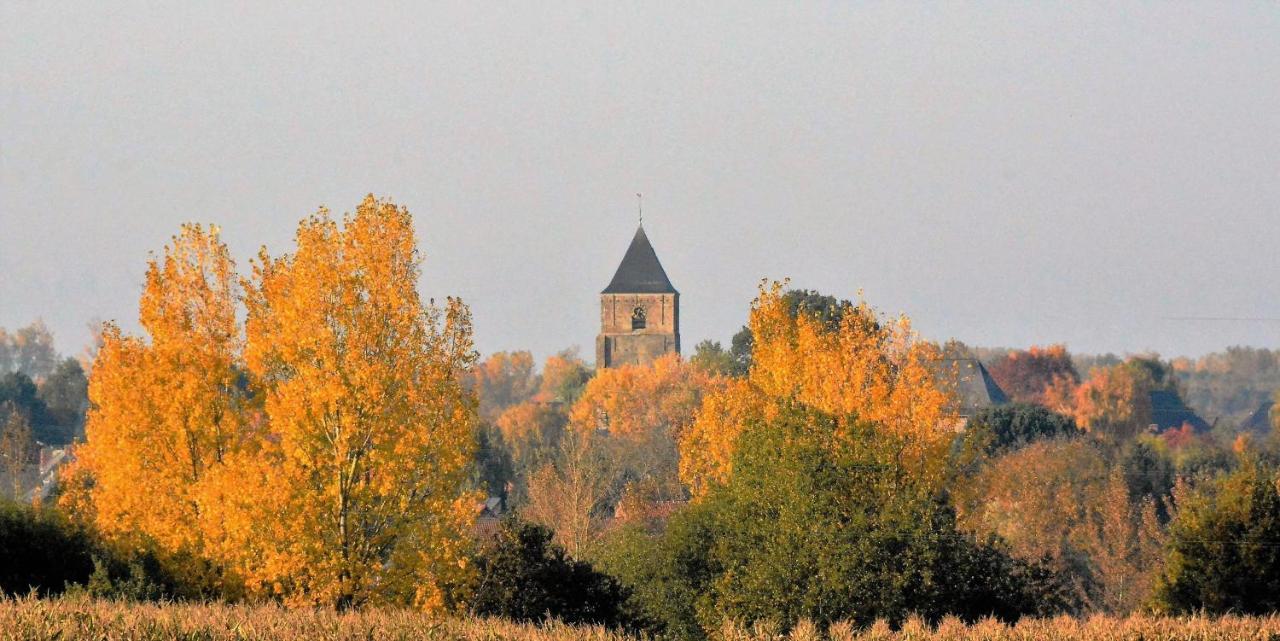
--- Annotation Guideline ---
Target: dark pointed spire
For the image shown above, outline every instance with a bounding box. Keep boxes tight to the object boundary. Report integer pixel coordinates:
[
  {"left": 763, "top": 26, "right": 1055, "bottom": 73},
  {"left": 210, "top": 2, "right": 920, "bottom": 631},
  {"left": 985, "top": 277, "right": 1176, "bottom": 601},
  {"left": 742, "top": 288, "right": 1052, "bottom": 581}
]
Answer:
[{"left": 602, "top": 226, "right": 678, "bottom": 294}]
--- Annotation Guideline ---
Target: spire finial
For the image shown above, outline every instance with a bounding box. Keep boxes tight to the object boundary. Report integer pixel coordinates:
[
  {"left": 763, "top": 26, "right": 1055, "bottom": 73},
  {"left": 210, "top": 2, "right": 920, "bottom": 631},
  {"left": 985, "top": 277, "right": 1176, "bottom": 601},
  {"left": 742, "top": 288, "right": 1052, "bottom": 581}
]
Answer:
[{"left": 636, "top": 192, "right": 643, "bottom": 227}]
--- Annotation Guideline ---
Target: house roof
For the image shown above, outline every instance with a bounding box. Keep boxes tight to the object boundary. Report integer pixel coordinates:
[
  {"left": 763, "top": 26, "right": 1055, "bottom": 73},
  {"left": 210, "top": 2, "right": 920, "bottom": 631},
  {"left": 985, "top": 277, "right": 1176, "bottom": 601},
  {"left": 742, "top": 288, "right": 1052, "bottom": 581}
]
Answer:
[
  {"left": 1149, "top": 390, "right": 1212, "bottom": 432},
  {"left": 602, "top": 226, "right": 678, "bottom": 295},
  {"left": 937, "top": 358, "right": 1009, "bottom": 415},
  {"left": 1241, "top": 400, "right": 1275, "bottom": 434}
]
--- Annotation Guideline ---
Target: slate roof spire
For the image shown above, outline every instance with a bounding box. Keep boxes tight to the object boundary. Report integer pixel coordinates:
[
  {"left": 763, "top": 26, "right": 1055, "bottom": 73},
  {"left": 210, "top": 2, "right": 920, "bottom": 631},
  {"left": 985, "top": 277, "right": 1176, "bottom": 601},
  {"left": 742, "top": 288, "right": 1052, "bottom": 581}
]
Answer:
[{"left": 602, "top": 225, "right": 678, "bottom": 294}]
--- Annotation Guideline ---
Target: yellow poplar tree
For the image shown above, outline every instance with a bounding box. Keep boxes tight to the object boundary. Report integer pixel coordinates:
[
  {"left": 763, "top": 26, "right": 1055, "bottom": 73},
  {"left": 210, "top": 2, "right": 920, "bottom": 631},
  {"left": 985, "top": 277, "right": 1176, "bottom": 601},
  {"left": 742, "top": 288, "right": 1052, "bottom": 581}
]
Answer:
[
  {"left": 243, "top": 195, "right": 477, "bottom": 610},
  {"left": 65, "top": 224, "right": 245, "bottom": 594},
  {"left": 679, "top": 281, "right": 956, "bottom": 496}
]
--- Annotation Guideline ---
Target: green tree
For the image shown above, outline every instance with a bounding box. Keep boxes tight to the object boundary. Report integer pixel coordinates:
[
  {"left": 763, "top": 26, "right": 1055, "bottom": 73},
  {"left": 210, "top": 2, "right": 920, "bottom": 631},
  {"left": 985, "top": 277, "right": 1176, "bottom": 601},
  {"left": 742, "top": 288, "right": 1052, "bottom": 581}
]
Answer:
[
  {"left": 1119, "top": 438, "right": 1175, "bottom": 520},
  {"left": 1154, "top": 460, "right": 1280, "bottom": 614},
  {"left": 472, "top": 423, "right": 514, "bottom": 501},
  {"left": 592, "top": 505, "right": 719, "bottom": 641},
  {"left": 467, "top": 517, "right": 634, "bottom": 628},
  {"left": 959, "top": 403, "right": 1081, "bottom": 462},
  {"left": 0, "top": 322, "right": 58, "bottom": 379},
  {"left": 38, "top": 358, "right": 88, "bottom": 441},
  {"left": 603, "top": 402, "right": 1065, "bottom": 639},
  {"left": 0, "top": 373, "right": 60, "bottom": 444},
  {"left": 690, "top": 340, "right": 735, "bottom": 377}
]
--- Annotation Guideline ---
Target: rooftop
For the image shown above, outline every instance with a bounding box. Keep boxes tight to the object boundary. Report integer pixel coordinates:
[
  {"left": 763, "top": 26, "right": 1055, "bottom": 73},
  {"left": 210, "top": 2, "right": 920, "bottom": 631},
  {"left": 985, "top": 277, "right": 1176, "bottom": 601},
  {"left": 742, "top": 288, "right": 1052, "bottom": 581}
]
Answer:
[{"left": 602, "top": 226, "right": 678, "bottom": 295}]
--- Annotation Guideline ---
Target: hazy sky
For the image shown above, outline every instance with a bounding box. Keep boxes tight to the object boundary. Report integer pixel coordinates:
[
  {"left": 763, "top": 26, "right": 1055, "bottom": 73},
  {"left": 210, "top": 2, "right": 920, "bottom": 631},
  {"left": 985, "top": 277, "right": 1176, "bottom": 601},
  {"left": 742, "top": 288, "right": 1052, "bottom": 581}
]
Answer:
[{"left": 3, "top": 3, "right": 1278, "bottom": 363}]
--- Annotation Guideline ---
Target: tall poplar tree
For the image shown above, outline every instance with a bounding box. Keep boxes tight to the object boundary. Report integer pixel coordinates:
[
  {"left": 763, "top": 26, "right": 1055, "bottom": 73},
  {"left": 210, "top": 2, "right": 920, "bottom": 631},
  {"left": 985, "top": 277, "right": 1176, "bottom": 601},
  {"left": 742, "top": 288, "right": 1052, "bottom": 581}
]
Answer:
[
  {"left": 70, "top": 224, "right": 245, "bottom": 595},
  {"left": 243, "top": 196, "right": 477, "bottom": 609}
]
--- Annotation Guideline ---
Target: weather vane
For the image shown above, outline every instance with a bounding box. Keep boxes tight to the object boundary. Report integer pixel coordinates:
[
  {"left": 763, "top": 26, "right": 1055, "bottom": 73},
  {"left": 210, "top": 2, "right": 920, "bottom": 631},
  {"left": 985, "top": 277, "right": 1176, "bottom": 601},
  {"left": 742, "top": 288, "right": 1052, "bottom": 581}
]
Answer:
[{"left": 636, "top": 192, "right": 643, "bottom": 227}]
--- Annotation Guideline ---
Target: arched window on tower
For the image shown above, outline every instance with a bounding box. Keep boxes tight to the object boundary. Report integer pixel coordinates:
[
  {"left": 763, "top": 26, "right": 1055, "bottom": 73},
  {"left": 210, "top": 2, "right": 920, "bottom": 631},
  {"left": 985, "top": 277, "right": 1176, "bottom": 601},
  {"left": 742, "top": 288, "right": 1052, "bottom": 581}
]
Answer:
[{"left": 631, "top": 306, "right": 647, "bottom": 331}]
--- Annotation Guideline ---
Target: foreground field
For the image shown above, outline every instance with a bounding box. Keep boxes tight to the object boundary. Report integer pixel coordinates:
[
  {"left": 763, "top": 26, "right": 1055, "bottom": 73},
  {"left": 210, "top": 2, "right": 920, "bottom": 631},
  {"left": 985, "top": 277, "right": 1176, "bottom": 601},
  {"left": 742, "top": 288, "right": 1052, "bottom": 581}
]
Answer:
[{"left": 2, "top": 597, "right": 1279, "bottom": 641}]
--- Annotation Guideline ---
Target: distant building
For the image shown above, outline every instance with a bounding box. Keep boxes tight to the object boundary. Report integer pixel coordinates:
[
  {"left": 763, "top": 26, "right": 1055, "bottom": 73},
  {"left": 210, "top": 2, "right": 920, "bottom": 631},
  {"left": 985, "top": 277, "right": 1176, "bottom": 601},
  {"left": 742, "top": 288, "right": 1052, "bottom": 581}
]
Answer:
[
  {"left": 596, "top": 225, "right": 680, "bottom": 369},
  {"left": 1240, "top": 400, "right": 1275, "bottom": 434},
  {"left": 1149, "top": 390, "right": 1212, "bottom": 432},
  {"left": 951, "top": 358, "right": 1010, "bottom": 417}
]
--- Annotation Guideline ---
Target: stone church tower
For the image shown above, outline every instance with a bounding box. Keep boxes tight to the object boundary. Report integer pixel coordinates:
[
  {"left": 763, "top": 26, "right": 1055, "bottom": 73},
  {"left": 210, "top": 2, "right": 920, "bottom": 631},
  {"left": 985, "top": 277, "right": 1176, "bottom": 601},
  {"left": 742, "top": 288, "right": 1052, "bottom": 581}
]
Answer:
[{"left": 596, "top": 225, "right": 680, "bottom": 368}]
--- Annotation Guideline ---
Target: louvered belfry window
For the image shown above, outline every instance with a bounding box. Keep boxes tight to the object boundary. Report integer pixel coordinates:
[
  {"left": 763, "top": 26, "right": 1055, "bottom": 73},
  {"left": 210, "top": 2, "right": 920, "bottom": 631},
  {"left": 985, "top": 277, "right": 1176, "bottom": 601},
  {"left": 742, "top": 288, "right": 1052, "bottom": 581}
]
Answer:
[{"left": 631, "top": 306, "right": 647, "bottom": 330}]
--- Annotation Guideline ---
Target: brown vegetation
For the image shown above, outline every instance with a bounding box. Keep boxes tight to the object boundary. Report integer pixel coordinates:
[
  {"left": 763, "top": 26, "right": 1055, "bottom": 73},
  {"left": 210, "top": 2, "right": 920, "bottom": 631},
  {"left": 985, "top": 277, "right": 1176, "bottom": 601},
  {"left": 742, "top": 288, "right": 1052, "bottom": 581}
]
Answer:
[{"left": 2, "top": 597, "right": 1279, "bottom": 641}]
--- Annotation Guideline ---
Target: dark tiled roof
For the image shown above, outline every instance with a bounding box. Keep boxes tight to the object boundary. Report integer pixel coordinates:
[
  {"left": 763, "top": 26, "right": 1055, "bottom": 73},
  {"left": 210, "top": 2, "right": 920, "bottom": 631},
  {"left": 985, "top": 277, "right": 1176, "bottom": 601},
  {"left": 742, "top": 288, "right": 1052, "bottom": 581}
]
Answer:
[
  {"left": 959, "top": 360, "right": 1009, "bottom": 409},
  {"left": 1241, "top": 400, "right": 1275, "bottom": 434},
  {"left": 602, "top": 226, "right": 678, "bottom": 294},
  {"left": 938, "top": 358, "right": 1009, "bottom": 415},
  {"left": 1150, "top": 390, "right": 1211, "bottom": 432}
]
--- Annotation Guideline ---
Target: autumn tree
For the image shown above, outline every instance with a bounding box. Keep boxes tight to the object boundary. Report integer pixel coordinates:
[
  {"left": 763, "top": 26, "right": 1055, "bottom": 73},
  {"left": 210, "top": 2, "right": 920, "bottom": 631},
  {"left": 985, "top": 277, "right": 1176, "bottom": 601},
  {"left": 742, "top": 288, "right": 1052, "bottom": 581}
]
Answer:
[
  {"left": 496, "top": 401, "right": 567, "bottom": 481},
  {"left": 0, "top": 405, "right": 37, "bottom": 499},
  {"left": 1069, "top": 363, "right": 1154, "bottom": 441},
  {"left": 469, "top": 351, "right": 538, "bottom": 423},
  {"left": 570, "top": 353, "right": 719, "bottom": 512},
  {"left": 523, "top": 429, "right": 612, "bottom": 558},
  {"left": 987, "top": 345, "right": 1080, "bottom": 405},
  {"left": 569, "top": 353, "right": 712, "bottom": 443},
  {"left": 721, "top": 288, "right": 849, "bottom": 377},
  {"left": 536, "top": 349, "right": 592, "bottom": 404},
  {"left": 0, "top": 321, "right": 58, "bottom": 380},
  {"left": 680, "top": 281, "right": 956, "bottom": 496},
  {"left": 1171, "top": 347, "right": 1280, "bottom": 419},
  {"left": 243, "top": 196, "right": 477, "bottom": 610},
  {"left": 65, "top": 223, "right": 245, "bottom": 597},
  {"left": 954, "top": 439, "right": 1165, "bottom": 613}
]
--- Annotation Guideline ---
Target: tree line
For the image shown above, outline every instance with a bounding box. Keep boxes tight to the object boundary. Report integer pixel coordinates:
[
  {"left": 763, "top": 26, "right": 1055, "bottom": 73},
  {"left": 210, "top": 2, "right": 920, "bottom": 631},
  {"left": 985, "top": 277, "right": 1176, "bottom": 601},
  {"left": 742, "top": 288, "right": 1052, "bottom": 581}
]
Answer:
[{"left": 1, "top": 195, "right": 1278, "bottom": 640}]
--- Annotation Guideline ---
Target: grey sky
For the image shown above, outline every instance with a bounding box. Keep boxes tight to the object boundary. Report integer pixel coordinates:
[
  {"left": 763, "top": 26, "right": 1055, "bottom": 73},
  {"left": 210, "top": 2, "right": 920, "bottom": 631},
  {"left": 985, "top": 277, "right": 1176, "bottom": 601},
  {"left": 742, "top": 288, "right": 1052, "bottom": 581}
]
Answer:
[{"left": 2, "top": 3, "right": 1277, "bottom": 363}]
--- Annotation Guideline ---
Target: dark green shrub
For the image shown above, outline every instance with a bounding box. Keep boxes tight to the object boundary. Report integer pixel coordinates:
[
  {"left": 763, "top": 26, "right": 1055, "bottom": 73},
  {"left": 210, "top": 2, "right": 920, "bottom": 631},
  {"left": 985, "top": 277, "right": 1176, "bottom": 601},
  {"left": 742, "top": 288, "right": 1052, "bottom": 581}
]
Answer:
[
  {"left": 0, "top": 499, "right": 183, "bottom": 601},
  {"left": 0, "top": 499, "right": 94, "bottom": 596},
  {"left": 75, "top": 555, "right": 170, "bottom": 602},
  {"left": 467, "top": 516, "right": 634, "bottom": 628},
  {"left": 961, "top": 403, "right": 1081, "bottom": 460}
]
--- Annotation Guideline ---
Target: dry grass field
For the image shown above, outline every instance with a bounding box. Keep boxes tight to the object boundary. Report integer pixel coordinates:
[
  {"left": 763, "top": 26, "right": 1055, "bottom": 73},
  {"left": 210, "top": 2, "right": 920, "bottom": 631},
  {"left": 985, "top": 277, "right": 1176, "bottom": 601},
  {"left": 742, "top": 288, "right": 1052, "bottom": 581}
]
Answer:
[{"left": 2, "top": 597, "right": 1280, "bottom": 641}]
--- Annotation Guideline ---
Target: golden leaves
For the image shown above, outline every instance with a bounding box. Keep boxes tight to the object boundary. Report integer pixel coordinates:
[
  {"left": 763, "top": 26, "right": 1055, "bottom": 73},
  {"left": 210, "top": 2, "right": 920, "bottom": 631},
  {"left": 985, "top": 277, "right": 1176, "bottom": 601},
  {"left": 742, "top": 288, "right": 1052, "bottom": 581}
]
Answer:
[
  {"left": 679, "top": 281, "right": 957, "bottom": 496},
  {"left": 568, "top": 353, "right": 717, "bottom": 442},
  {"left": 68, "top": 196, "right": 478, "bottom": 610},
  {"left": 70, "top": 225, "right": 245, "bottom": 571},
  {"left": 243, "top": 195, "right": 477, "bottom": 608}
]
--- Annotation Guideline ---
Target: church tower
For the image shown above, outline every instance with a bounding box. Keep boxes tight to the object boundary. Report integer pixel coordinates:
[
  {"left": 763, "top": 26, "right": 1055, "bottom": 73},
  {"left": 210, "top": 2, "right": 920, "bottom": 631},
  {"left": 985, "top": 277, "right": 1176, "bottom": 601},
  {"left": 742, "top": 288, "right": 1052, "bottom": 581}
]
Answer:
[{"left": 596, "top": 225, "right": 680, "bottom": 369}]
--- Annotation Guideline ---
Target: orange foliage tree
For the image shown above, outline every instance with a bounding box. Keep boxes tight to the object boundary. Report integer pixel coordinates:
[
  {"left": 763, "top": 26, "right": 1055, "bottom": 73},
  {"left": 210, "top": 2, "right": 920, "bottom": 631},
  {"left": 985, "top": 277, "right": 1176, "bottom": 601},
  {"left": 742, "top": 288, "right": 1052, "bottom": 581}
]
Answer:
[
  {"left": 987, "top": 344, "right": 1080, "bottom": 405},
  {"left": 1069, "top": 363, "right": 1154, "bottom": 441},
  {"left": 66, "top": 197, "right": 478, "bottom": 610},
  {"left": 469, "top": 351, "right": 537, "bottom": 423},
  {"left": 243, "top": 197, "right": 477, "bottom": 609},
  {"left": 535, "top": 349, "right": 592, "bottom": 404},
  {"left": 679, "top": 281, "right": 956, "bottom": 497},
  {"left": 66, "top": 224, "right": 247, "bottom": 596},
  {"left": 568, "top": 353, "right": 715, "bottom": 442},
  {"left": 955, "top": 439, "right": 1165, "bottom": 612},
  {"left": 495, "top": 401, "right": 567, "bottom": 469}
]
